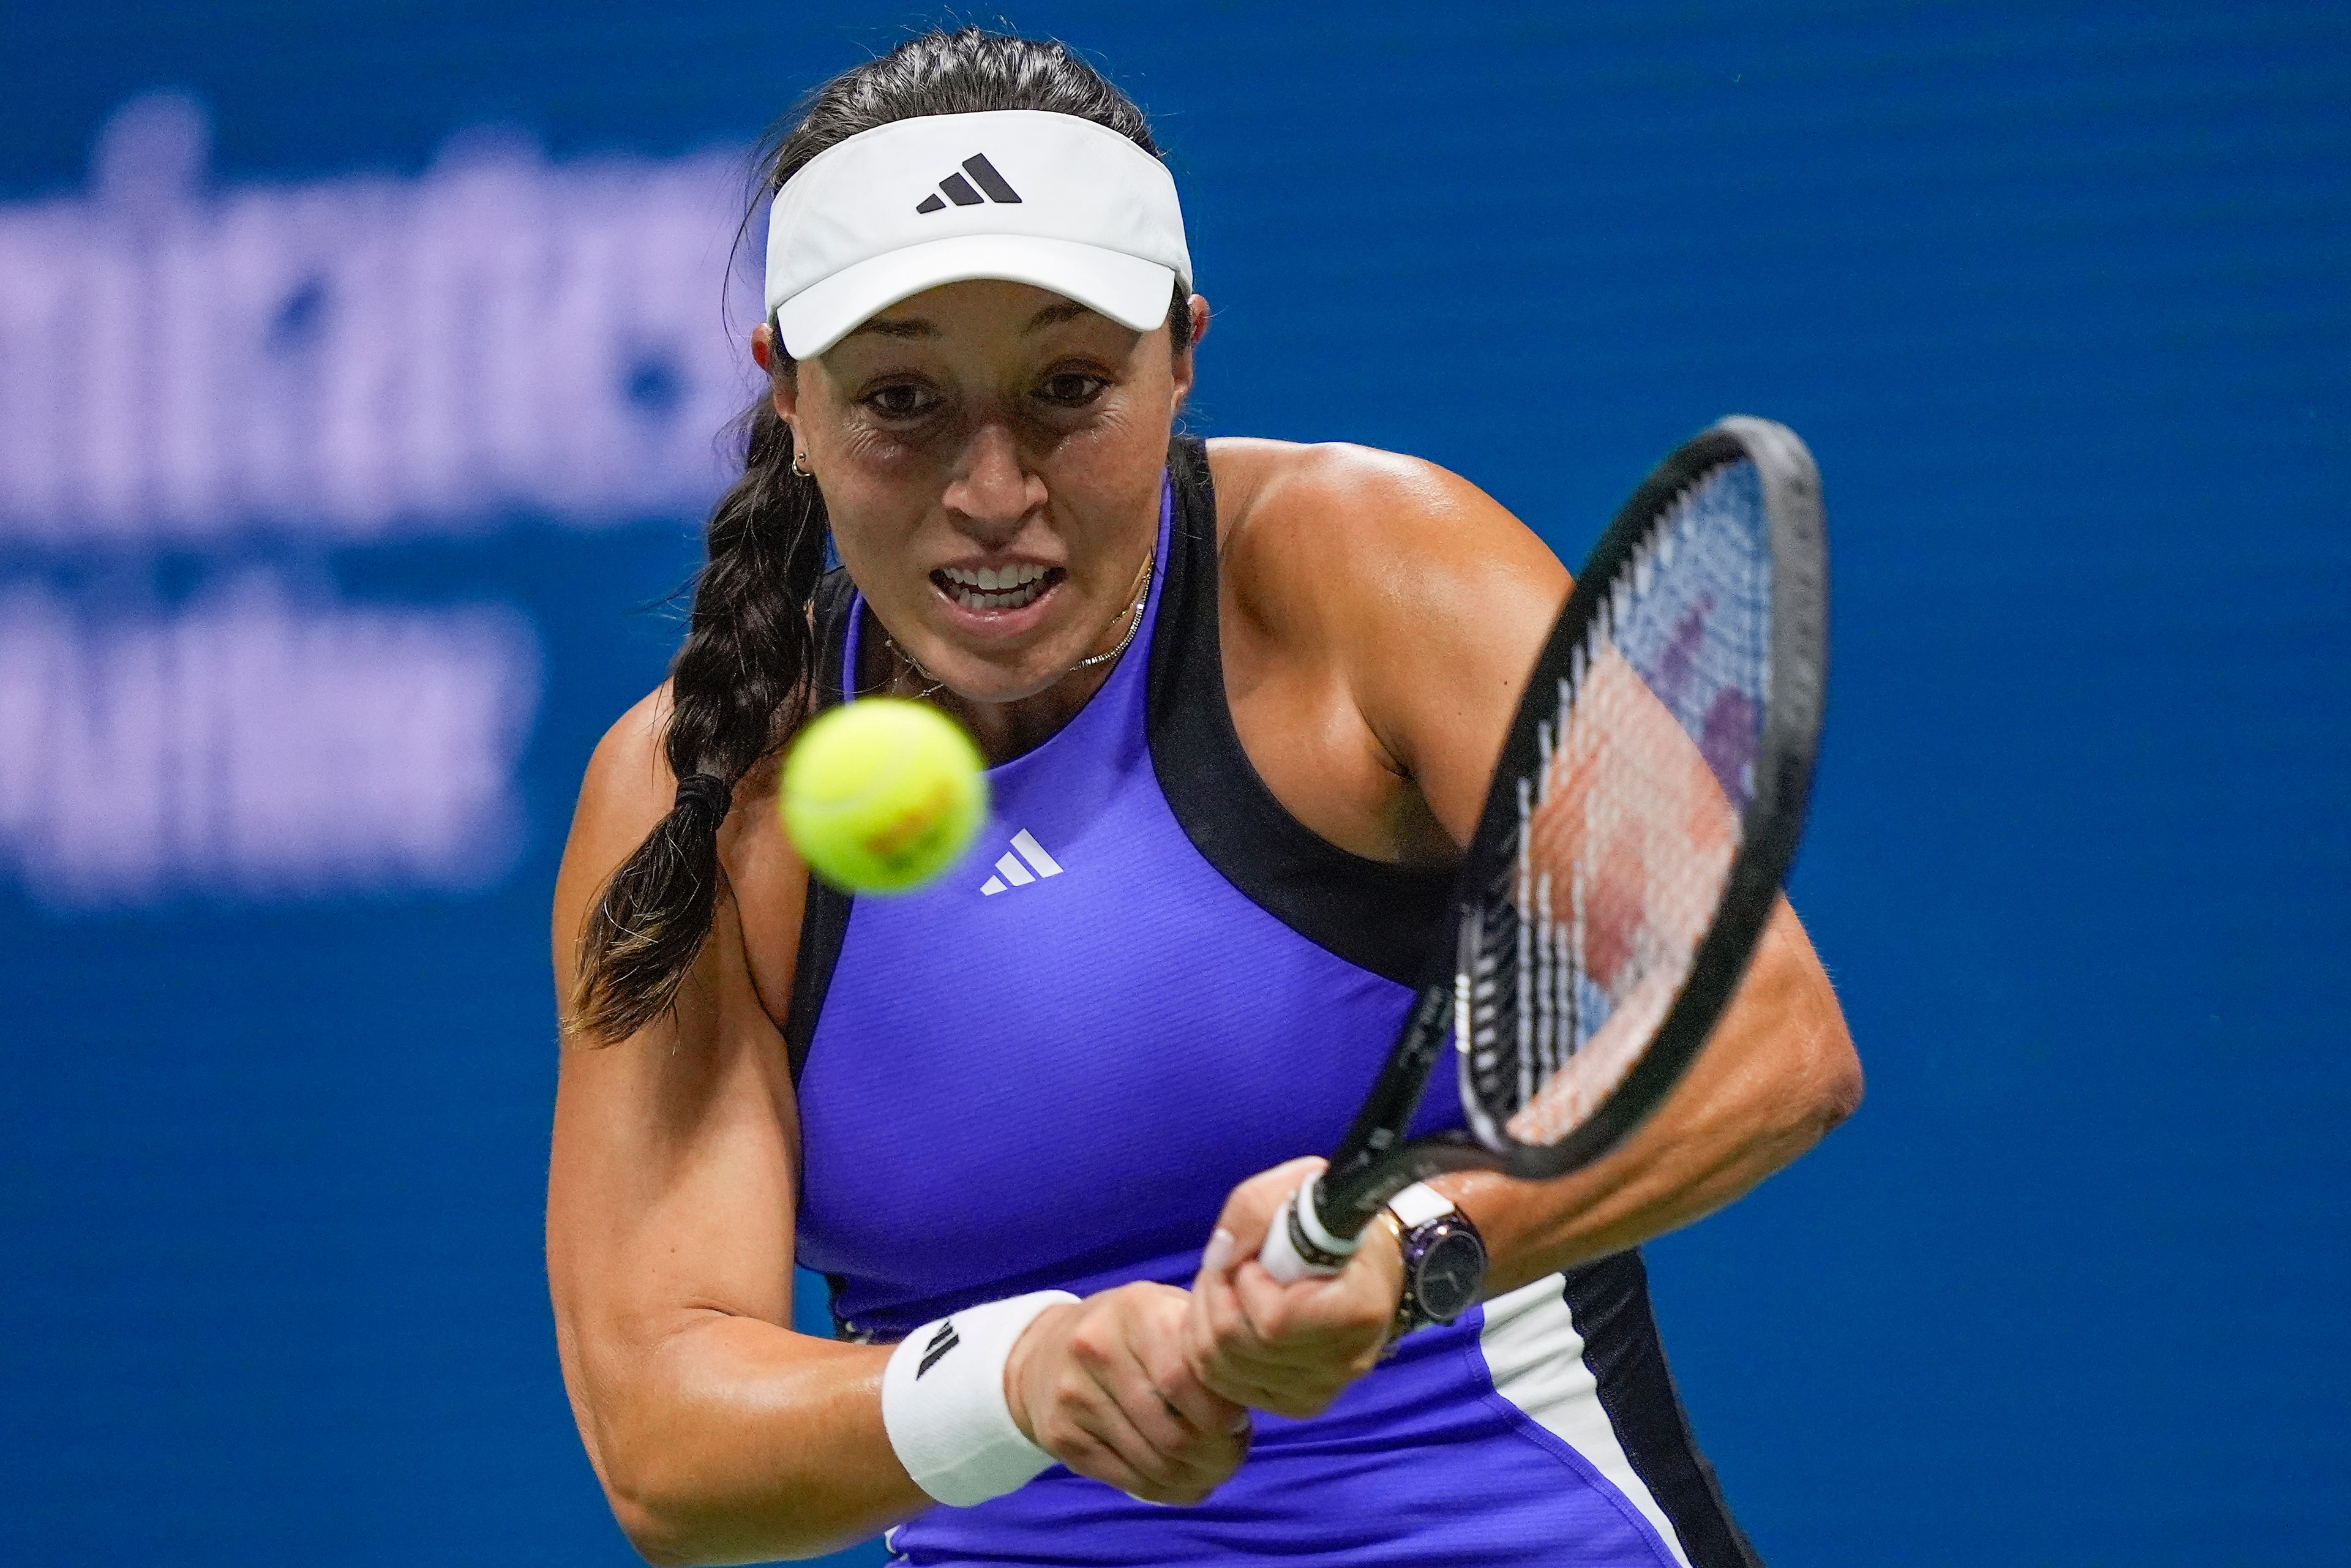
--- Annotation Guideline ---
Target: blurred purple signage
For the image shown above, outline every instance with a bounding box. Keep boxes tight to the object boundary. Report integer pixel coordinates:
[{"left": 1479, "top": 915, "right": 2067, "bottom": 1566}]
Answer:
[{"left": 0, "top": 96, "right": 754, "bottom": 909}]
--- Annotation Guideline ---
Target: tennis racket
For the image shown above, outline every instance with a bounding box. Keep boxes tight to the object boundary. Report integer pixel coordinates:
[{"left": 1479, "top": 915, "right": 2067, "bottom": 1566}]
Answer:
[{"left": 1260, "top": 415, "right": 1829, "bottom": 1282}]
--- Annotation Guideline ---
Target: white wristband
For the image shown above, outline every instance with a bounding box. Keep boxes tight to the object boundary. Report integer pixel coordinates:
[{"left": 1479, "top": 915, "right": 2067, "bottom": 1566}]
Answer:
[{"left": 880, "top": 1289, "right": 1078, "bottom": 1507}]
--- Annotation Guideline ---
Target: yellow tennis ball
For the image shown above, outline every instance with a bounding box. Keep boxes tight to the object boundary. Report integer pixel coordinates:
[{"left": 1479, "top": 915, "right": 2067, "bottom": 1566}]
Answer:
[{"left": 781, "top": 699, "right": 989, "bottom": 894}]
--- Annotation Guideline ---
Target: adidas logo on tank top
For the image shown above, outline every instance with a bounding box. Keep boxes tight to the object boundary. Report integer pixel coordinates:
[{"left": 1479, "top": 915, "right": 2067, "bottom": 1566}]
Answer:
[
  {"left": 914, "top": 154, "right": 1023, "bottom": 214},
  {"left": 979, "top": 829, "right": 1062, "bottom": 896}
]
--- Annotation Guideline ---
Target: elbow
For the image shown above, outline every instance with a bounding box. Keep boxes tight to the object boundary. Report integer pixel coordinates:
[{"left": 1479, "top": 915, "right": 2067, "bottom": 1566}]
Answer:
[
  {"left": 563, "top": 1379, "right": 708, "bottom": 1565},
  {"left": 1760, "top": 923, "right": 1862, "bottom": 1147},
  {"left": 623, "top": 1525, "right": 693, "bottom": 1568},
  {"left": 600, "top": 1444, "right": 844, "bottom": 1567},
  {"left": 1799, "top": 1018, "right": 1864, "bottom": 1141},
  {"left": 594, "top": 1427, "right": 744, "bottom": 1567},
  {"left": 601, "top": 1459, "right": 703, "bottom": 1568},
  {"left": 1741, "top": 1020, "right": 1858, "bottom": 1185},
  {"left": 1751, "top": 902, "right": 1861, "bottom": 1144},
  {"left": 564, "top": 1322, "right": 857, "bottom": 1565}
]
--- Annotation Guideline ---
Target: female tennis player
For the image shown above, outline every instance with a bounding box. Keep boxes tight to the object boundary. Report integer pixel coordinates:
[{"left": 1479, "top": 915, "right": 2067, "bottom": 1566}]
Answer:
[{"left": 549, "top": 27, "right": 1859, "bottom": 1568}]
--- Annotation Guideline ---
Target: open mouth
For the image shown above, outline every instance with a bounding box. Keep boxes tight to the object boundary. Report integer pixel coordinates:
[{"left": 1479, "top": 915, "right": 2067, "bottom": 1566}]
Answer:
[{"left": 933, "top": 563, "right": 1065, "bottom": 613}]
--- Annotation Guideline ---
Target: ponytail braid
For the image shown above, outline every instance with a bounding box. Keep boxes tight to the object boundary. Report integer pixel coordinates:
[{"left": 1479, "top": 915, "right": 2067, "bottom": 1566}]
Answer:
[
  {"left": 567, "top": 399, "right": 825, "bottom": 1043},
  {"left": 568, "top": 24, "right": 1187, "bottom": 1043}
]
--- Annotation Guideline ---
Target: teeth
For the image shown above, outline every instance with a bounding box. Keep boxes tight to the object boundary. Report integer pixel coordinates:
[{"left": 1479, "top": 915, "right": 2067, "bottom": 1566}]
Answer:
[
  {"left": 939, "top": 567, "right": 1052, "bottom": 612},
  {"left": 942, "top": 563, "right": 1049, "bottom": 591}
]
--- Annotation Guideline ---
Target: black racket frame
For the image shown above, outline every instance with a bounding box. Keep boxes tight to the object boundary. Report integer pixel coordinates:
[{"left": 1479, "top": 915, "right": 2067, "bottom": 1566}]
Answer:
[{"left": 1301, "top": 416, "right": 1829, "bottom": 1245}]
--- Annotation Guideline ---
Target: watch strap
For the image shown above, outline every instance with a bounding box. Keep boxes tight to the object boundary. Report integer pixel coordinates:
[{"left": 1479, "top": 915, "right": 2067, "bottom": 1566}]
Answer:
[
  {"left": 1383, "top": 1184, "right": 1487, "bottom": 1345},
  {"left": 1387, "top": 1180, "right": 1457, "bottom": 1229}
]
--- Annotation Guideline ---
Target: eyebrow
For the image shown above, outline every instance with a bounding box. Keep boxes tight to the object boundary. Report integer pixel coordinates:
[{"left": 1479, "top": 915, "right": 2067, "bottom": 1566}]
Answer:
[
  {"left": 839, "top": 298, "right": 1100, "bottom": 343},
  {"left": 1024, "top": 299, "right": 1096, "bottom": 331},
  {"left": 841, "top": 315, "right": 937, "bottom": 341}
]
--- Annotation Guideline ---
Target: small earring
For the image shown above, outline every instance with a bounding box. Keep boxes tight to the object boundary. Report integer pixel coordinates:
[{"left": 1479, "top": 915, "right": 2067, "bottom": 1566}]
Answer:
[{"left": 791, "top": 447, "right": 812, "bottom": 478}]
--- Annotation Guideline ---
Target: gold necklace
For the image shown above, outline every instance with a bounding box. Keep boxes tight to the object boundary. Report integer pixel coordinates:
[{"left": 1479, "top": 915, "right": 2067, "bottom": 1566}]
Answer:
[{"left": 885, "top": 548, "right": 1155, "bottom": 700}]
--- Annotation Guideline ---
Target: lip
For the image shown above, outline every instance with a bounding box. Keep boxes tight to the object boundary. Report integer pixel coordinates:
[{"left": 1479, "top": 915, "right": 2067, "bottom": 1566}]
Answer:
[{"left": 928, "top": 564, "right": 1068, "bottom": 640}]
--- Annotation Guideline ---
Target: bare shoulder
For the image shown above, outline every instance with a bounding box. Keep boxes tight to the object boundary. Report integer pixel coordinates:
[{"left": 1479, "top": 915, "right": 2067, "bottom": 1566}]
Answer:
[
  {"left": 552, "top": 685, "right": 680, "bottom": 988},
  {"left": 1207, "top": 435, "right": 1500, "bottom": 526},
  {"left": 580, "top": 685, "right": 678, "bottom": 822},
  {"left": 1204, "top": 437, "right": 1566, "bottom": 641},
  {"left": 552, "top": 684, "right": 803, "bottom": 1032},
  {"left": 1202, "top": 438, "right": 1571, "bottom": 847}
]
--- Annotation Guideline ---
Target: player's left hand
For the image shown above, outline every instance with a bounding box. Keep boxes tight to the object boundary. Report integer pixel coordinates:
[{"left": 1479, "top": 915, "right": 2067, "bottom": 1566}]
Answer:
[{"left": 1183, "top": 1157, "right": 1405, "bottom": 1419}]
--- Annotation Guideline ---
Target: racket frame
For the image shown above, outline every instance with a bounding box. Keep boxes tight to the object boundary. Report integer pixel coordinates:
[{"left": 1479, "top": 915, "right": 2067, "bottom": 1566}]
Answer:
[{"left": 1297, "top": 416, "right": 1829, "bottom": 1250}]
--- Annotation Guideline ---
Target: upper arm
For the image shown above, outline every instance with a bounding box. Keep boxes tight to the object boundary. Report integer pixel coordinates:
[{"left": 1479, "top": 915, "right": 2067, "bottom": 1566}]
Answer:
[
  {"left": 547, "top": 691, "right": 806, "bottom": 1473},
  {"left": 1237, "top": 443, "right": 1570, "bottom": 850},
  {"left": 1248, "top": 443, "right": 1857, "bottom": 1084}
]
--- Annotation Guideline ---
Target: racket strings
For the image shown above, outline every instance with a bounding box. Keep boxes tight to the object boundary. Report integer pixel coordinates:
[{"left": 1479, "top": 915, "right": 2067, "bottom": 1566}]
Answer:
[{"left": 1468, "top": 460, "right": 1775, "bottom": 1144}]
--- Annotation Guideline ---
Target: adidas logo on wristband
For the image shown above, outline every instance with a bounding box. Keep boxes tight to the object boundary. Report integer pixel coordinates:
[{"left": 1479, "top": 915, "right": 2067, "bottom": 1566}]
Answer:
[
  {"left": 917, "top": 1320, "right": 960, "bottom": 1378},
  {"left": 880, "top": 1290, "right": 1078, "bottom": 1507}
]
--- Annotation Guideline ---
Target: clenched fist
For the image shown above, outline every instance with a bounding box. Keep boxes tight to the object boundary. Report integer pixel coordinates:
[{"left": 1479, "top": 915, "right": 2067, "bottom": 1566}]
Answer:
[
  {"left": 1184, "top": 1157, "right": 1408, "bottom": 1420},
  {"left": 1004, "top": 1281, "right": 1251, "bottom": 1504}
]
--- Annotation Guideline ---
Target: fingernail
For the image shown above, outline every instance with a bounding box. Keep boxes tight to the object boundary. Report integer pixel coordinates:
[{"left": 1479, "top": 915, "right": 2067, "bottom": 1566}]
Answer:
[
  {"left": 1228, "top": 1411, "right": 1253, "bottom": 1434},
  {"left": 1125, "top": 1493, "right": 1174, "bottom": 1508},
  {"left": 1202, "top": 1229, "right": 1235, "bottom": 1272}
]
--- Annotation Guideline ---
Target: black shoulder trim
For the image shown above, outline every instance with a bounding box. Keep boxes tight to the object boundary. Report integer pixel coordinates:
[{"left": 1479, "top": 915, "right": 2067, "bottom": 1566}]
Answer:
[
  {"left": 1147, "top": 436, "right": 1452, "bottom": 988},
  {"left": 1561, "top": 1251, "right": 1766, "bottom": 1568},
  {"left": 786, "top": 568, "right": 858, "bottom": 1085}
]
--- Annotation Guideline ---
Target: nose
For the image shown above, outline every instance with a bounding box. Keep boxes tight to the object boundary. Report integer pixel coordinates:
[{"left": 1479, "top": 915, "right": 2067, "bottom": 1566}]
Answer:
[{"left": 940, "top": 421, "right": 1045, "bottom": 545}]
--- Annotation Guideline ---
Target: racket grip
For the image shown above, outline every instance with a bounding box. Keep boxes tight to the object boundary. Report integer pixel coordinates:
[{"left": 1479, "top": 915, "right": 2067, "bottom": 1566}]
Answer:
[{"left": 1259, "top": 1178, "right": 1358, "bottom": 1283}]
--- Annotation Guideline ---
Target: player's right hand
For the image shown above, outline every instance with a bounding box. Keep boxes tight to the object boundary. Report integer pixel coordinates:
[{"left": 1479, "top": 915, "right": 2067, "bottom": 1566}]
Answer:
[{"left": 1002, "top": 1281, "right": 1253, "bottom": 1506}]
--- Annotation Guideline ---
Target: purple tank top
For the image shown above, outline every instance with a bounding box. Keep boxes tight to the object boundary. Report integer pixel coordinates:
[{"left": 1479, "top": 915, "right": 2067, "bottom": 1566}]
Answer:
[
  {"left": 794, "top": 467, "right": 1461, "bottom": 1335},
  {"left": 785, "top": 440, "right": 1760, "bottom": 1568}
]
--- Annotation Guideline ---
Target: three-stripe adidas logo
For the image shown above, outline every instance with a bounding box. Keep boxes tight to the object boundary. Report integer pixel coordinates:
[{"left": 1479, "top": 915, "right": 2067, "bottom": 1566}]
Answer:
[
  {"left": 980, "top": 828, "right": 1062, "bottom": 896},
  {"left": 915, "top": 154, "right": 1023, "bottom": 214},
  {"left": 916, "top": 1319, "right": 959, "bottom": 1379}
]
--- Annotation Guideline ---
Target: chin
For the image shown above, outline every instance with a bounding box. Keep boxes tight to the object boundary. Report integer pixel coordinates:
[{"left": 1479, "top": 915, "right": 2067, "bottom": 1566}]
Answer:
[{"left": 937, "top": 650, "right": 1081, "bottom": 706}]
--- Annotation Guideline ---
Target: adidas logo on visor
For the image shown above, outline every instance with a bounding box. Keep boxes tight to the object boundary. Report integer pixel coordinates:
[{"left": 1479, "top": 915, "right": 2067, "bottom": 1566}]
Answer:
[
  {"left": 915, "top": 154, "right": 1023, "bottom": 214},
  {"left": 980, "top": 828, "right": 1062, "bottom": 895}
]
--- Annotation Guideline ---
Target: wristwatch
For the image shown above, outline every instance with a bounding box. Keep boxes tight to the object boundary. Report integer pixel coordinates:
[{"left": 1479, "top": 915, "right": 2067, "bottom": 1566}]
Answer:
[{"left": 1382, "top": 1182, "right": 1488, "bottom": 1342}]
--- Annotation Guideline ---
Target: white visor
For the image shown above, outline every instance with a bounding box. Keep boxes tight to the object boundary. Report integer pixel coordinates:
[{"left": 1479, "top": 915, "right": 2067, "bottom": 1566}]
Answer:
[{"left": 765, "top": 110, "right": 1191, "bottom": 359}]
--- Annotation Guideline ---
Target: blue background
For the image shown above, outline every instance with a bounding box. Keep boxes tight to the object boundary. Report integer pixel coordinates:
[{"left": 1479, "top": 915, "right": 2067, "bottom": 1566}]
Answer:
[{"left": 4, "top": 3, "right": 2345, "bottom": 1564}]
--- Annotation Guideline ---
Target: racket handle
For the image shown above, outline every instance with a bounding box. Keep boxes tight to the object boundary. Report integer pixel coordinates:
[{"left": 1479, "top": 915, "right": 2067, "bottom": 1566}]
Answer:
[{"left": 1259, "top": 1177, "right": 1359, "bottom": 1284}]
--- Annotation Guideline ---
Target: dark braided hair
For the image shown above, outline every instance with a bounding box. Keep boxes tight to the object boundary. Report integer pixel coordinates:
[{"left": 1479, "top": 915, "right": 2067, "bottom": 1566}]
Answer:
[{"left": 570, "top": 26, "right": 1196, "bottom": 1043}]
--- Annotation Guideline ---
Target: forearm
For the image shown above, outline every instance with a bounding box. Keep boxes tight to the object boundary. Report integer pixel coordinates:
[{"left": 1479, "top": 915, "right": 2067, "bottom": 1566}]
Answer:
[
  {"left": 1442, "top": 1069, "right": 1840, "bottom": 1295},
  {"left": 1440, "top": 901, "right": 1861, "bottom": 1295},
  {"left": 577, "top": 1313, "right": 920, "bottom": 1566}
]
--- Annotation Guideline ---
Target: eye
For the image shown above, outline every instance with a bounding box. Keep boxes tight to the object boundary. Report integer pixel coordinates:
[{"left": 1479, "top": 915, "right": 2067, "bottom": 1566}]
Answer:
[
  {"left": 863, "top": 381, "right": 939, "bottom": 419},
  {"left": 1036, "top": 371, "right": 1109, "bottom": 408}
]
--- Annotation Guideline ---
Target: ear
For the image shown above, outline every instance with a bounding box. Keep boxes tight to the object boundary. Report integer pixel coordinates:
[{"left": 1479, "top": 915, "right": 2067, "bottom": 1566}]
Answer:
[
  {"left": 1172, "top": 293, "right": 1210, "bottom": 413},
  {"left": 754, "top": 321, "right": 803, "bottom": 428}
]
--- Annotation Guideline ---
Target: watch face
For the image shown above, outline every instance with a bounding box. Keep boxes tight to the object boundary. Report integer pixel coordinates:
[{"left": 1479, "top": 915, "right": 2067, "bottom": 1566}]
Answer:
[{"left": 1411, "top": 1227, "right": 1487, "bottom": 1323}]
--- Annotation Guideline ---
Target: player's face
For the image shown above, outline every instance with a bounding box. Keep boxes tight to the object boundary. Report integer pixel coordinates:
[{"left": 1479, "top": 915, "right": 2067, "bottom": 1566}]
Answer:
[{"left": 779, "top": 279, "right": 1193, "bottom": 706}]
